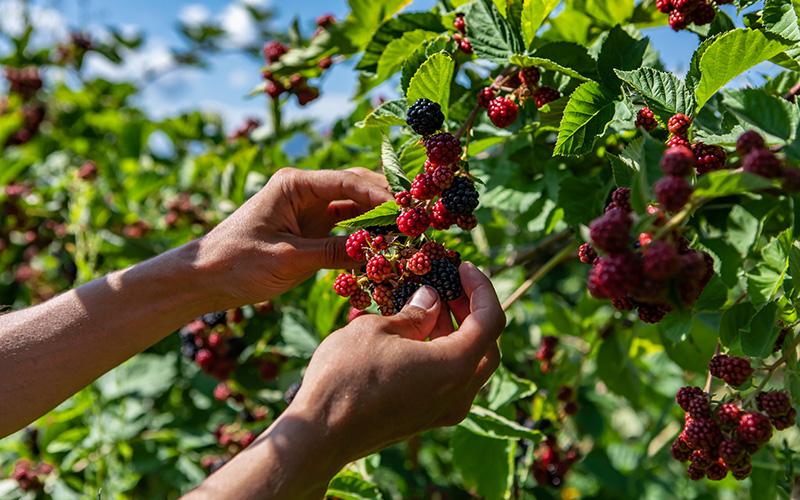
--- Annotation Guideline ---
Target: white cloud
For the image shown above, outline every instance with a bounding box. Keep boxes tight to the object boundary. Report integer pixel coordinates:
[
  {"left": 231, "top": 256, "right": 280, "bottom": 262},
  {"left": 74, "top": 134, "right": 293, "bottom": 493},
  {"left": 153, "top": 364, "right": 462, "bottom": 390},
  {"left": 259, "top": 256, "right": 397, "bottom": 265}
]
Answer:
[
  {"left": 83, "top": 40, "right": 174, "bottom": 82},
  {"left": 218, "top": 2, "right": 259, "bottom": 48},
  {"left": 286, "top": 92, "right": 356, "bottom": 130},
  {"left": 179, "top": 4, "right": 211, "bottom": 26},
  {"left": 0, "top": 0, "right": 68, "bottom": 49},
  {"left": 228, "top": 68, "right": 253, "bottom": 89},
  {"left": 241, "top": 0, "right": 271, "bottom": 6}
]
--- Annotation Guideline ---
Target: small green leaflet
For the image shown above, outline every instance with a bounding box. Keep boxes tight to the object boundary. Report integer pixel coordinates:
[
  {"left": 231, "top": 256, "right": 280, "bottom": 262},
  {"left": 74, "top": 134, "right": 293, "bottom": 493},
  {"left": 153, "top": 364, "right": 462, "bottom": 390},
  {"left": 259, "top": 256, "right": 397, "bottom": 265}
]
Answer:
[
  {"left": 406, "top": 52, "right": 455, "bottom": 119},
  {"left": 337, "top": 200, "right": 400, "bottom": 228},
  {"left": 692, "top": 170, "right": 775, "bottom": 199},
  {"left": 510, "top": 54, "right": 591, "bottom": 81},
  {"left": 380, "top": 133, "right": 412, "bottom": 193},
  {"left": 459, "top": 0, "right": 524, "bottom": 64},
  {"left": 554, "top": 81, "right": 619, "bottom": 157},
  {"left": 356, "top": 99, "right": 408, "bottom": 128},
  {"left": 520, "top": 0, "right": 561, "bottom": 48},
  {"left": 615, "top": 68, "right": 696, "bottom": 125}
]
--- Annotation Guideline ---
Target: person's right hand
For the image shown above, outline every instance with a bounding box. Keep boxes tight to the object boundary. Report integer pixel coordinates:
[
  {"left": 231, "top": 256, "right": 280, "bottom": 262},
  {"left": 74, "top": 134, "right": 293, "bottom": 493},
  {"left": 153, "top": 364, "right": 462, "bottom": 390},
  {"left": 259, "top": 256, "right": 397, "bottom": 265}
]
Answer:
[{"left": 286, "top": 262, "right": 506, "bottom": 465}]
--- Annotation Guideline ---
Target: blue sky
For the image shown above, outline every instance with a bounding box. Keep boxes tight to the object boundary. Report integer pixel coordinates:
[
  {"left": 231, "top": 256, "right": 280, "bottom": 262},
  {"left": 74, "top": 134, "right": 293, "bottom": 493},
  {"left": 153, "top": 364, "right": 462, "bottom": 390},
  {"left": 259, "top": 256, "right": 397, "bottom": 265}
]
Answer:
[{"left": 0, "top": 0, "right": 772, "bottom": 132}]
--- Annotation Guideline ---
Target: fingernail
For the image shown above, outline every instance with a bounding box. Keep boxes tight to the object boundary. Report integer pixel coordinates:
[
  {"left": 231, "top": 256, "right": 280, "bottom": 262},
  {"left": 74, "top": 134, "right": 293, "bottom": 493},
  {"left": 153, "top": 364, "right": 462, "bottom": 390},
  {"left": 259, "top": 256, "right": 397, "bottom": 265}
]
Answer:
[{"left": 408, "top": 285, "right": 438, "bottom": 310}]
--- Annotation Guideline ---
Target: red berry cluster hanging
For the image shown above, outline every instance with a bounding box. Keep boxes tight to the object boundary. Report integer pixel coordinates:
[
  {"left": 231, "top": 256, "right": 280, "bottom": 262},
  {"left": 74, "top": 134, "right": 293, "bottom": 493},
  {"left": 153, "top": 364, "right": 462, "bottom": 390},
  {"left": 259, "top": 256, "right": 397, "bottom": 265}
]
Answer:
[
  {"left": 737, "top": 130, "right": 800, "bottom": 190},
  {"left": 178, "top": 312, "right": 247, "bottom": 380},
  {"left": 671, "top": 354, "right": 797, "bottom": 481},
  {"left": 10, "top": 459, "right": 54, "bottom": 491},
  {"left": 635, "top": 107, "right": 658, "bottom": 131},
  {"left": 335, "top": 98, "right": 482, "bottom": 314},
  {"left": 581, "top": 184, "right": 714, "bottom": 323},
  {"left": 535, "top": 335, "right": 559, "bottom": 373},
  {"left": 657, "top": 0, "right": 724, "bottom": 31},
  {"left": 479, "top": 64, "right": 560, "bottom": 130},
  {"left": 451, "top": 14, "right": 473, "bottom": 54},
  {"left": 262, "top": 41, "right": 322, "bottom": 106},
  {"left": 531, "top": 435, "right": 581, "bottom": 488}
]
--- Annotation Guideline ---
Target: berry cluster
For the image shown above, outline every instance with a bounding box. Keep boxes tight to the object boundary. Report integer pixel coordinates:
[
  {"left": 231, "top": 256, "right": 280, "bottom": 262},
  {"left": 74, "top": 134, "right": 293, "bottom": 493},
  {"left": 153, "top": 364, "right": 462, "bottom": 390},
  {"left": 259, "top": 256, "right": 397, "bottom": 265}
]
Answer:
[
  {"left": 557, "top": 385, "right": 579, "bottom": 416},
  {"left": 228, "top": 117, "right": 261, "bottom": 141},
  {"left": 535, "top": 335, "right": 559, "bottom": 373},
  {"left": 708, "top": 354, "right": 754, "bottom": 387},
  {"left": 451, "top": 14, "right": 473, "bottom": 54},
  {"left": 581, "top": 186, "right": 714, "bottom": 323},
  {"left": 10, "top": 459, "right": 53, "bottom": 491},
  {"left": 261, "top": 39, "right": 325, "bottom": 105},
  {"left": 635, "top": 107, "right": 658, "bottom": 131},
  {"left": 335, "top": 99, "right": 482, "bottom": 313},
  {"left": 656, "top": 0, "right": 725, "bottom": 31},
  {"left": 2, "top": 66, "right": 46, "bottom": 146},
  {"left": 179, "top": 312, "right": 247, "bottom": 380},
  {"left": 672, "top": 380, "right": 796, "bottom": 481},
  {"left": 55, "top": 31, "right": 93, "bottom": 66},
  {"left": 531, "top": 435, "right": 581, "bottom": 488},
  {"left": 478, "top": 64, "right": 560, "bottom": 130},
  {"left": 737, "top": 130, "right": 800, "bottom": 191},
  {"left": 163, "top": 191, "right": 212, "bottom": 229}
]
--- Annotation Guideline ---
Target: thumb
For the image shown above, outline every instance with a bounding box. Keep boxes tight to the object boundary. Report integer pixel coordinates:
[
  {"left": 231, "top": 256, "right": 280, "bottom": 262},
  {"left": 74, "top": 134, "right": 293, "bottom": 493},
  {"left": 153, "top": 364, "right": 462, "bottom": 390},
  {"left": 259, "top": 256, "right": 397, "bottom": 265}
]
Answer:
[{"left": 388, "top": 285, "right": 441, "bottom": 341}]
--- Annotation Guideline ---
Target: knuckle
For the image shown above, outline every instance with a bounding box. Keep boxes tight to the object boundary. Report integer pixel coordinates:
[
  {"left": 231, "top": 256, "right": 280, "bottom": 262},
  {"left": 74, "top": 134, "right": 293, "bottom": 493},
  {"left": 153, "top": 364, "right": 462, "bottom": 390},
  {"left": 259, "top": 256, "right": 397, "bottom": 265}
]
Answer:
[{"left": 324, "top": 238, "right": 347, "bottom": 266}]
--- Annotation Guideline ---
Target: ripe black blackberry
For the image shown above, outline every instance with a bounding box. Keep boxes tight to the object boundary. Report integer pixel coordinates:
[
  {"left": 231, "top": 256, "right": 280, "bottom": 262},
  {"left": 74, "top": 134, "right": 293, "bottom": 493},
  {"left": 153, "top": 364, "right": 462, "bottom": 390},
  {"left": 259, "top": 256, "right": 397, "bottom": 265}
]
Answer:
[
  {"left": 668, "top": 114, "right": 692, "bottom": 137},
  {"left": 365, "top": 224, "right": 399, "bottom": 236},
  {"left": 684, "top": 417, "right": 723, "bottom": 450},
  {"left": 441, "top": 176, "right": 479, "bottom": 216},
  {"left": 423, "top": 258, "right": 463, "bottom": 301},
  {"left": 406, "top": 98, "right": 445, "bottom": 136},
  {"left": 203, "top": 311, "right": 228, "bottom": 327},
  {"left": 393, "top": 282, "right": 421, "bottom": 311}
]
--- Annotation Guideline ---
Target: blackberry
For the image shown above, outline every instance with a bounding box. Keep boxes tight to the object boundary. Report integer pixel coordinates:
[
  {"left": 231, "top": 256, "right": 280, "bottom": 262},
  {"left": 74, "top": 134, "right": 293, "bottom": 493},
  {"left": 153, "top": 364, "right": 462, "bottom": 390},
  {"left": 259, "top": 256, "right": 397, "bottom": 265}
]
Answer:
[
  {"left": 655, "top": 176, "right": 693, "bottom": 212},
  {"left": 630, "top": 273, "right": 669, "bottom": 304},
  {"left": 656, "top": 0, "right": 674, "bottom": 12},
  {"left": 673, "top": 0, "right": 699, "bottom": 12},
  {"left": 587, "top": 265, "right": 607, "bottom": 299},
  {"left": 372, "top": 284, "right": 394, "bottom": 308},
  {"left": 737, "top": 412, "right": 773, "bottom": 444},
  {"left": 669, "top": 11, "right": 691, "bottom": 31},
  {"left": 705, "top": 461, "right": 728, "bottom": 481},
  {"left": 519, "top": 66, "right": 541, "bottom": 87},
  {"left": 263, "top": 41, "right": 288, "bottom": 63},
  {"left": 670, "top": 437, "right": 692, "bottom": 462},
  {"left": 589, "top": 208, "right": 632, "bottom": 253},
  {"left": 699, "top": 251, "right": 714, "bottom": 288},
  {"left": 668, "top": 114, "right": 692, "bottom": 137},
  {"left": 366, "top": 255, "right": 392, "bottom": 283},
  {"left": 181, "top": 343, "right": 198, "bottom": 360},
  {"left": 410, "top": 172, "right": 441, "bottom": 200},
  {"left": 420, "top": 241, "right": 446, "bottom": 260},
  {"left": 366, "top": 224, "right": 398, "bottom": 236},
  {"left": 488, "top": 97, "right": 519, "bottom": 129},
  {"left": 477, "top": 87, "right": 496, "bottom": 109},
  {"left": 423, "top": 258, "right": 463, "bottom": 301},
  {"left": 406, "top": 98, "right": 445, "bottom": 136},
  {"left": 720, "top": 356, "right": 753, "bottom": 387},
  {"left": 611, "top": 296, "right": 636, "bottom": 311},
  {"left": 666, "top": 135, "right": 691, "bottom": 149},
  {"left": 611, "top": 187, "right": 632, "bottom": 211},
  {"left": 579, "top": 243, "right": 598, "bottom": 265},
  {"left": 642, "top": 241, "right": 680, "bottom": 278},
  {"left": 637, "top": 303, "right": 671, "bottom": 323},
  {"left": 690, "top": 449, "right": 715, "bottom": 470},
  {"left": 407, "top": 251, "right": 432, "bottom": 275},
  {"left": 731, "top": 463, "right": 752, "bottom": 480},
  {"left": 709, "top": 353, "right": 727, "bottom": 377},
  {"left": 717, "top": 402, "right": 741, "bottom": 428},
  {"left": 534, "top": 86, "right": 560, "bottom": 108},
  {"left": 446, "top": 249, "right": 462, "bottom": 267},
  {"left": 684, "top": 417, "right": 723, "bottom": 450},
  {"left": 456, "top": 214, "right": 478, "bottom": 231},
  {"left": 426, "top": 132, "right": 462, "bottom": 165},
  {"left": 592, "top": 253, "right": 641, "bottom": 299},
  {"left": 756, "top": 391, "right": 791, "bottom": 417},
  {"left": 537, "top": 335, "right": 559, "bottom": 360},
  {"left": 687, "top": 396, "right": 711, "bottom": 418},
  {"left": 441, "top": 176, "right": 479, "bottom": 216},
  {"left": 397, "top": 207, "right": 431, "bottom": 237},
  {"left": 782, "top": 167, "right": 800, "bottom": 192},
  {"left": 736, "top": 130, "right": 765, "bottom": 156},
  {"left": 770, "top": 407, "right": 797, "bottom": 430},
  {"left": 661, "top": 146, "right": 696, "bottom": 177},
  {"left": 395, "top": 191, "right": 412, "bottom": 207},
  {"left": 333, "top": 273, "right": 358, "bottom": 297},
  {"left": 227, "top": 337, "right": 246, "bottom": 358},
  {"left": 693, "top": 1, "right": 716, "bottom": 25},
  {"left": 686, "top": 464, "right": 705, "bottom": 481},
  {"left": 350, "top": 288, "right": 372, "bottom": 310},
  {"left": 635, "top": 107, "right": 658, "bottom": 131},
  {"left": 392, "top": 282, "right": 421, "bottom": 311},
  {"left": 430, "top": 200, "right": 457, "bottom": 230},
  {"left": 718, "top": 438, "right": 745, "bottom": 465},
  {"left": 676, "top": 386, "right": 704, "bottom": 411},
  {"left": 693, "top": 142, "right": 727, "bottom": 174},
  {"left": 430, "top": 164, "right": 455, "bottom": 190},
  {"left": 743, "top": 148, "right": 783, "bottom": 179},
  {"left": 346, "top": 230, "right": 371, "bottom": 260},
  {"left": 203, "top": 311, "right": 228, "bottom": 328}
]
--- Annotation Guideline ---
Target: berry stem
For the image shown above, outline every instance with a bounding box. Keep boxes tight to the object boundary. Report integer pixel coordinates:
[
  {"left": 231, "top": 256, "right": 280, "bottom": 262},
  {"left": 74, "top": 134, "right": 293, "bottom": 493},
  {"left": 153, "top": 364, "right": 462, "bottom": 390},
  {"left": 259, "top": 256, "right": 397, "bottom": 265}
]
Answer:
[
  {"left": 652, "top": 196, "right": 709, "bottom": 241},
  {"left": 501, "top": 239, "right": 580, "bottom": 311},
  {"left": 783, "top": 80, "right": 800, "bottom": 102},
  {"left": 455, "top": 65, "right": 515, "bottom": 141}
]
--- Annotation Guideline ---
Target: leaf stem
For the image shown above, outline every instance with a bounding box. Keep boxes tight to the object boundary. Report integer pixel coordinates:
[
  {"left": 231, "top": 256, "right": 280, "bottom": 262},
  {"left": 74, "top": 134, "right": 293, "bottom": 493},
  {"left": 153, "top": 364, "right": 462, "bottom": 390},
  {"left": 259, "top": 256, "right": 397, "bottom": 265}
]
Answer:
[
  {"left": 783, "top": 80, "right": 800, "bottom": 102},
  {"left": 501, "top": 239, "right": 580, "bottom": 311}
]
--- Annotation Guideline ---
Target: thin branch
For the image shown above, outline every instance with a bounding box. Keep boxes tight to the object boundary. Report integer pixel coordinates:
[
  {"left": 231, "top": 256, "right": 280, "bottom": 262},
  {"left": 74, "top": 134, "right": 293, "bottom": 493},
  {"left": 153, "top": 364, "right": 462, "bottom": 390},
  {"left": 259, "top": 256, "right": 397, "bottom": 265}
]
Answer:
[
  {"left": 783, "top": 80, "right": 800, "bottom": 102},
  {"left": 501, "top": 239, "right": 580, "bottom": 311}
]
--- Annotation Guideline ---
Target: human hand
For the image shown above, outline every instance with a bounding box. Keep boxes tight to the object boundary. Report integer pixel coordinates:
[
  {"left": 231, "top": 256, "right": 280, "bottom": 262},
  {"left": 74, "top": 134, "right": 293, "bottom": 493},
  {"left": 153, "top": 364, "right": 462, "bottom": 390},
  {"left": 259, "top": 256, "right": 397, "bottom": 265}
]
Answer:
[
  {"left": 285, "top": 262, "right": 505, "bottom": 465},
  {"left": 194, "top": 167, "right": 393, "bottom": 309}
]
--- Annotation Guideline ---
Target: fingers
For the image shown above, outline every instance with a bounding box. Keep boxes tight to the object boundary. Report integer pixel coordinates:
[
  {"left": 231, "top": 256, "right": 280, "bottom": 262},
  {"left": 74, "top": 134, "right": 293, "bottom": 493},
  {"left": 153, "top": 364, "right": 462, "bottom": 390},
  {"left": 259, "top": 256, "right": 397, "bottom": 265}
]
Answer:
[
  {"left": 386, "top": 286, "right": 441, "bottom": 341},
  {"left": 327, "top": 200, "right": 372, "bottom": 226},
  {"left": 430, "top": 263, "right": 505, "bottom": 365},
  {"left": 296, "top": 169, "right": 393, "bottom": 208},
  {"left": 295, "top": 235, "right": 363, "bottom": 270},
  {"left": 428, "top": 302, "right": 456, "bottom": 340},
  {"left": 346, "top": 167, "right": 391, "bottom": 191},
  {"left": 468, "top": 343, "right": 501, "bottom": 395}
]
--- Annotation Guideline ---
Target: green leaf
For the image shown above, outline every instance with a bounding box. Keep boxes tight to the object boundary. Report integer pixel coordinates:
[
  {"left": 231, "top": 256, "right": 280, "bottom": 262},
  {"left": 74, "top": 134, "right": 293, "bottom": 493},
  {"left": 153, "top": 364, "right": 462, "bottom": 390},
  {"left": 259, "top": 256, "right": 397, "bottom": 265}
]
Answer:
[
  {"left": 741, "top": 301, "right": 779, "bottom": 357},
  {"left": 406, "top": 52, "right": 455, "bottom": 119},
  {"left": 763, "top": 0, "right": 800, "bottom": 70},
  {"left": 95, "top": 353, "right": 177, "bottom": 400},
  {"left": 344, "top": 0, "right": 413, "bottom": 49},
  {"left": 685, "top": 34, "right": 720, "bottom": 92},
  {"left": 747, "top": 230, "right": 792, "bottom": 308},
  {"left": 486, "top": 364, "right": 537, "bottom": 411},
  {"left": 660, "top": 309, "right": 694, "bottom": 343},
  {"left": 554, "top": 81, "right": 619, "bottom": 157},
  {"left": 280, "top": 309, "right": 320, "bottom": 356},
  {"left": 376, "top": 30, "right": 440, "bottom": 81},
  {"left": 451, "top": 427, "right": 514, "bottom": 500},
  {"left": 460, "top": 405, "right": 543, "bottom": 440},
  {"left": 695, "top": 28, "right": 791, "bottom": 110},
  {"left": 381, "top": 134, "right": 411, "bottom": 193},
  {"left": 615, "top": 68, "right": 696, "bottom": 126},
  {"left": 596, "top": 335, "right": 640, "bottom": 404},
  {"left": 326, "top": 471, "right": 383, "bottom": 500},
  {"left": 692, "top": 171, "right": 774, "bottom": 199},
  {"left": 622, "top": 134, "right": 665, "bottom": 213},
  {"left": 608, "top": 153, "right": 635, "bottom": 188},
  {"left": 537, "top": 94, "right": 570, "bottom": 128},
  {"left": 510, "top": 54, "right": 591, "bottom": 81},
  {"left": 337, "top": 200, "right": 400, "bottom": 228},
  {"left": 583, "top": 0, "right": 636, "bottom": 27},
  {"left": 722, "top": 88, "right": 798, "bottom": 141},
  {"left": 459, "top": 0, "right": 524, "bottom": 64},
  {"left": 356, "top": 12, "right": 445, "bottom": 73},
  {"left": 557, "top": 175, "right": 607, "bottom": 225},
  {"left": 521, "top": 0, "right": 561, "bottom": 47},
  {"left": 720, "top": 302, "right": 755, "bottom": 347},
  {"left": 401, "top": 39, "right": 432, "bottom": 97},
  {"left": 596, "top": 25, "right": 649, "bottom": 93},
  {"left": 357, "top": 99, "right": 408, "bottom": 128}
]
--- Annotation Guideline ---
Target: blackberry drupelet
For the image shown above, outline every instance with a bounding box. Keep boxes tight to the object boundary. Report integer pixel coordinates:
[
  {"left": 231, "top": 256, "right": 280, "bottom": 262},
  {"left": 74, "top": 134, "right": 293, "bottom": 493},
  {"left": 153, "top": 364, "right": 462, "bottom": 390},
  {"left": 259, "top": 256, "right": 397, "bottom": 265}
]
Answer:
[
  {"left": 423, "top": 258, "right": 463, "bottom": 301},
  {"left": 441, "top": 176, "right": 479, "bottom": 216},
  {"left": 406, "top": 98, "right": 445, "bottom": 136}
]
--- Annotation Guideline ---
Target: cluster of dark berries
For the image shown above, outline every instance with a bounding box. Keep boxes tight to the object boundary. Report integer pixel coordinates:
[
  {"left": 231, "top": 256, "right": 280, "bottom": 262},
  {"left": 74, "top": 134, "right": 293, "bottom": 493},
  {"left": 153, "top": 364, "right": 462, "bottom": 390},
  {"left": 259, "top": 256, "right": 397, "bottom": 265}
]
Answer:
[
  {"left": 228, "top": 117, "right": 261, "bottom": 141},
  {"left": 55, "top": 31, "right": 93, "bottom": 66},
  {"left": 10, "top": 459, "right": 53, "bottom": 491},
  {"left": 4, "top": 67, "right": 43, "bottom": 99},
  {"left": 672, "top": 383, "right": 796, "bottom": 481},
  {"left": 163, "top": 191, "right": 211, "bottom": 229},
  {"left": 557, "top": 386, "right": 579, "bottom": 416},
  {"left": 179, "top": 312, "right": 247, "bottom": 380},
  {"left": 262, "top": 41, "right": 322, "bottom": 105},
  {"left": 708, "top": 354, "right": 754, "bottom": 387},
  {"left": 531, "top": 435, "right": 581, "bottom": 488},
  {"left": 581, "top": 187, "right": 714, "bottom": 323},
  {"left": 335, "top": 100, "right": 480, "bottom": 314},
  {"left": 656, "top": 145, "right": 694, "bottom": 212},
  {"left": 451, "top": 14, "right": 473, "bottom": 54},
  {"left": 661, "top": 112, "right": 729, "bottom": 177},
  {"left": 535, "top": 335, "right": 558, "bottom": 373},
  {"left": 737, "top": 130, "right": 800, "bottom": 191},
  {"left": 657, "top": 0, "right": 725, "bottom": 31}
]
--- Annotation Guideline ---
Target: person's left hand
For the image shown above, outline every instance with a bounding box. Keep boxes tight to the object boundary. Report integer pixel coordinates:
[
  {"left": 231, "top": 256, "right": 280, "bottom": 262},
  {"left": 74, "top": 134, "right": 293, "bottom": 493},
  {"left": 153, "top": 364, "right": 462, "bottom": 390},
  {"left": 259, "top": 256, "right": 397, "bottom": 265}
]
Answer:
[{"left": 193, "top": 167, "right": 393, "bottom": 310}]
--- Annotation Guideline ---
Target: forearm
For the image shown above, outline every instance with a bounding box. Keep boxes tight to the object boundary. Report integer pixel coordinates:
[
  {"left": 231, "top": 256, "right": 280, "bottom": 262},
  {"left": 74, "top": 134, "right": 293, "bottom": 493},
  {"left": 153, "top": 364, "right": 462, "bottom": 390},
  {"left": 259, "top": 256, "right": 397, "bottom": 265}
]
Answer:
[
  {"left": 0, "top": 239, "right": 217, "bottom": 437},
  {"left": 183, "top": 401, "right": 345, "bottom": 500}
]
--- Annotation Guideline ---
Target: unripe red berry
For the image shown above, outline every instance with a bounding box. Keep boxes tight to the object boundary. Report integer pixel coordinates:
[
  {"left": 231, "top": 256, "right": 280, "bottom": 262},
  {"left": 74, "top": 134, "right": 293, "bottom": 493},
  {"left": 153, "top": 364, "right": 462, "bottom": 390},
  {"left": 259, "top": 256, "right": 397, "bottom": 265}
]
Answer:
[
  {"left": 770, "top": 407, "right": 797, "bottom": 430},
  {"left": 743, "top": 148, "right": 783, "bottom": 179},
  {"left": 454, "top": 14, "right": 466, "bottom": 33},
  {"left": 717, "top": 402, "right": 742, "bottom": 428},
  {"left": 642, "top": 241, "right": 680, "bottom": 278},
  {"left": 395, "top": 190, "right": 412, "bottom": 207},
  {"left": 519, "top": 66, "right": 541, "bottom": 87},
  {"left": 397, "top": 207, "right": 431, "bottom": 237},
  {"left": 693, "top": 142, "right": 727, "bottom": 174},
  {"left": 430, "top": 164, "right": 455, "bottom": 189},
  {"left": 488, "top": 97, "right": 519, "bottom": 129},
  {"left": 736, "top": 130, "right": 765, "bottom": 156},
  {"left": 676, "top": 386, "right": 704, "bottom": 411},
  {"left": 350, "top": 288, "right": 372, "bottom": 310},
  {"left": 534, "top": 86, "right": 560, "bottom": 108},
  {"left": 366, "top": 255, "right": 393, "bottom": 282},
  {"left": 477, "top": 87, "right": 495, "bottom": 109},
  {"left": 425, "top": 133, "right": 462, "bottom": 166},
  {"left": 346, "top": 230, "right": 371, "bottom": 260},
  {"left": 407, "top": 251, "right": 432, "bottom": 275},
  {"left": 635, "top": 107, "right": 658, "bottom": 131},
  {"left": 705, "top": 461, "right": 728, "bottom": 481},
  {"left": 666, "top": 135, "right": 691, "bottom": 149},
  {"left": 410, "top": 172, "right": 441, "bottom": 200},
  {"left": 589, "top": 208, "right": 632, "bottom": 253},
  {"left": 420, "top": 241, "right": 446, "bottom": 260},
  {"left": 756, "top": 391, "right": 791, "bottom": 417},
  {"left": 579, "top": 243, "right": 598, "bottom": 265},
  {"left": 591, "top": 252, "right": 641, "bottom": 299},
  {"left": 684, "top": 417, "right": 723, "bottom": 450},
  {"left": 737, "top": 412, "right": 773, "bottom": 444},
  {"left": 655, "top": 176, "right": 693, "bottom": 212},
  {"left": 670, "top": 437, "right": 692, "bottom": 462},
  {"left": 661, "top": 146, "right": 696, "bottom": 177},
  {"left": 668, "top": 113, "right": 692, "bottom": 137},
  {"left": 429, "top": 200, "right": 457, "bottom": 230},
  {"left": 656, "top": 0, "right": 674, "bottom": 12},
  {"left": 693, "top": 1, "right": 716, "bottom": 25},
  {"left": 333, "top": 273, "right": 358, "bottom": 297}
]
